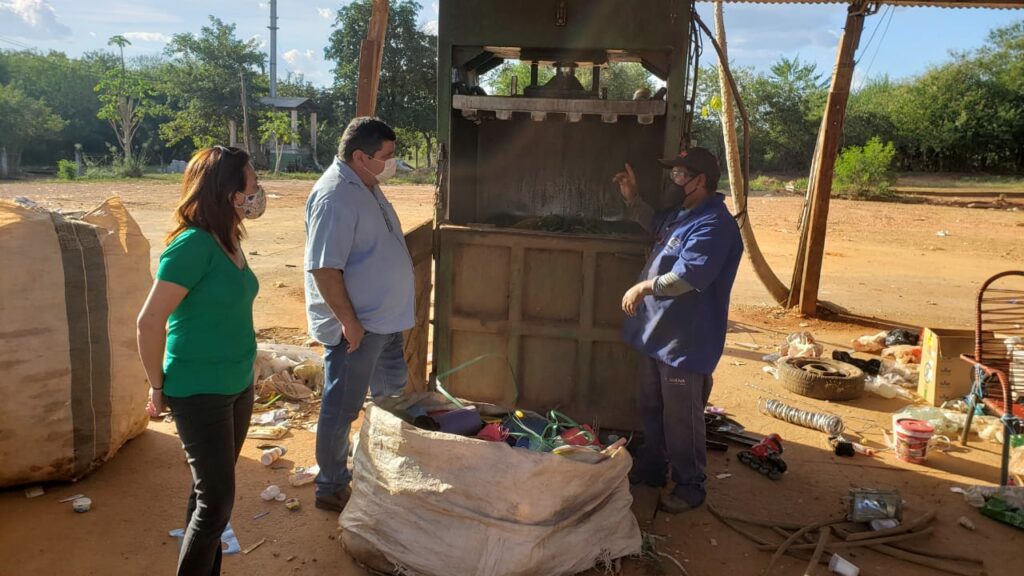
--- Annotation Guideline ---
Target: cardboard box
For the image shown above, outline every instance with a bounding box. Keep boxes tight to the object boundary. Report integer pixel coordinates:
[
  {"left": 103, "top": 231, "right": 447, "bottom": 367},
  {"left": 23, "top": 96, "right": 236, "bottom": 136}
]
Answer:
[{"left": 918, "top": 328, "right": 977, "bottom": 407}]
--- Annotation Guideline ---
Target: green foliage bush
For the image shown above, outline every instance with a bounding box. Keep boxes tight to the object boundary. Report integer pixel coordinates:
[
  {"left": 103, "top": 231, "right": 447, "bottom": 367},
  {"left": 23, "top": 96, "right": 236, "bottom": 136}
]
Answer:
[
  {"left": 833, "top": 137, "right": 897, "bottom": 198},
  {"left": 56, "top": 159, "right": 77, "bottom": 180}
]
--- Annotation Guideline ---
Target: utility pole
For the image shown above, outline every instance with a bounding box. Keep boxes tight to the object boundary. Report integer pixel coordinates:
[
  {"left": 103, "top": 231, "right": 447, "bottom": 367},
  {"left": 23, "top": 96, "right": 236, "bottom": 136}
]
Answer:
[
  {"left": 269, "top": 0, "right": 279, "bottom": 98},
  {"left": 356, "top": 0, "right": 389, "bottom": 117},
  {"left": 240, "top": 72, "right": 252, "bottom": 152}
]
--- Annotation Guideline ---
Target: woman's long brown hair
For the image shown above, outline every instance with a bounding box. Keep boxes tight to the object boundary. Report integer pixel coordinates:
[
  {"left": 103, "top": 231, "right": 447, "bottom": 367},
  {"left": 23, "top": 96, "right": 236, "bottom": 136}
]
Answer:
[{"left": 166, "top": 146, "right": 250, "bottom": 254}]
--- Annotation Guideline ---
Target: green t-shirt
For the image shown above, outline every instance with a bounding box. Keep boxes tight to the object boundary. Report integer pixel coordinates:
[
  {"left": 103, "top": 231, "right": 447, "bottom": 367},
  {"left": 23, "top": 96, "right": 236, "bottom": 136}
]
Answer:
[{"left": 157, "top": 227, "right": 259, "bottom": 397}]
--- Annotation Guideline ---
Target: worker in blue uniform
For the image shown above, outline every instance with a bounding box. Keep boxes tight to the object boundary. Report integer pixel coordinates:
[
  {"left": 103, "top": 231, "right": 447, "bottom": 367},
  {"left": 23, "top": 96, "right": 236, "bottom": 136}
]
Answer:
[{"left": 612, "top": 147, "right": 743, "bottom": 513}]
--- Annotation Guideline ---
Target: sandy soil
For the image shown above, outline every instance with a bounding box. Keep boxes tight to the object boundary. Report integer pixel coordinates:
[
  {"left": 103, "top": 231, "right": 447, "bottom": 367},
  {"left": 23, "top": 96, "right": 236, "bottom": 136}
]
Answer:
[{"left": 1, "top": 178, "right": 1021, "bottom": 576}]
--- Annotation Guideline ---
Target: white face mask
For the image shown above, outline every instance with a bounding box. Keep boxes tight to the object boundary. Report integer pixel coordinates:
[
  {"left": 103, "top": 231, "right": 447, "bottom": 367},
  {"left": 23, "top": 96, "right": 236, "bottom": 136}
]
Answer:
[{"left": 376, "top": 157, "right": 398, "bottom": 182}]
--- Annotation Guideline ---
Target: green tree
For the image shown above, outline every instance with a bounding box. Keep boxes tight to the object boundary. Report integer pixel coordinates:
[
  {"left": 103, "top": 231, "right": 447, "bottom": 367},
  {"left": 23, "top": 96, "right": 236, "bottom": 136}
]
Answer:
[
  {"left": 751, "top": 56, "right": 826, "bottom": 171},
  {"left": 0, "top": 84, "right": 66, "bottom": 177},
  {"left": 0, "top": 50, "right": 114, "bottom": 162},
  {"left": 258, "top": 111, "right": 297, "bottom": 174},
  {"left": 843, "top": 76, "right": 900, "bottom": 156},
  {"left": 95, "top": 35, "right": 163, "bottom": 167},
  {"left": 324, "top": 0, "right": 437, "bottom": 165},
  {"left": 160, "top": 17, "right": 267, "bottom": 150}
]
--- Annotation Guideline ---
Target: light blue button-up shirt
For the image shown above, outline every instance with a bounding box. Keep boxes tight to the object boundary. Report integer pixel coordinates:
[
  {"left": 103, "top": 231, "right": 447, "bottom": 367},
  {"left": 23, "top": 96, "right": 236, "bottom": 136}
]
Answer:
[{"left": 304, "top": 158, "right": 415, "bottom": 345}]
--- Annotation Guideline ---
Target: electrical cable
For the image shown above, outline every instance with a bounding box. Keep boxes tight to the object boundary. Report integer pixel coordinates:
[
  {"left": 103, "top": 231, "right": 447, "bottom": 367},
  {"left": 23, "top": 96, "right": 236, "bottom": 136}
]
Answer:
[{"left": 689, "top": 6, "right": 750, "bottom": 227}]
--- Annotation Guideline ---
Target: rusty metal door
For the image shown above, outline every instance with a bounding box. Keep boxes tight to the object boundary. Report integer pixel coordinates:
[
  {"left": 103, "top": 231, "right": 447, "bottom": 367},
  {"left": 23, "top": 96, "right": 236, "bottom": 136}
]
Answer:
[{"left": 435, "top": 225, "right": 647, "bottom": 430}]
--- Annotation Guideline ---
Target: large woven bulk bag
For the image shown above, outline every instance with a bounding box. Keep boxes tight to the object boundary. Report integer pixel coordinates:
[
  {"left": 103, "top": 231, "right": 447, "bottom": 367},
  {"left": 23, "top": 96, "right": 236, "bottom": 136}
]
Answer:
[
  {"left": 0, "top": 197, "right": 150, "bottom": 487},
  {"left": 341, "top": 406, "right": 642, "bottom": 576}
]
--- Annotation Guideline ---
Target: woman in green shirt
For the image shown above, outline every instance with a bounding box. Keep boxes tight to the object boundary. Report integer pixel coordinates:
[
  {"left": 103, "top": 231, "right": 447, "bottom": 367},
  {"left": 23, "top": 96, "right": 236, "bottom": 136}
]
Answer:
[{"left": 137, "top": 146, "right": 265, "bottom": 576}]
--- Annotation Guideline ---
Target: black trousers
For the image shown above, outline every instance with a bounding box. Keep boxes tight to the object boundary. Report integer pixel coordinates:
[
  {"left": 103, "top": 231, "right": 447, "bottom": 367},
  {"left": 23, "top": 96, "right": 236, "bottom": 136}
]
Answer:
[{"left": 167, "top": 386, "right": 254, "bottom": 576}]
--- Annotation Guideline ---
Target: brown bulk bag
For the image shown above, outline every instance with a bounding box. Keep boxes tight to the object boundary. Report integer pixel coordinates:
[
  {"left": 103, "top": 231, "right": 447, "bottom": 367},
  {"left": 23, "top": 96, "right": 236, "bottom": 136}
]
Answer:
[{"left": 0, "top": 197, "right": 150, "bottom": 487}]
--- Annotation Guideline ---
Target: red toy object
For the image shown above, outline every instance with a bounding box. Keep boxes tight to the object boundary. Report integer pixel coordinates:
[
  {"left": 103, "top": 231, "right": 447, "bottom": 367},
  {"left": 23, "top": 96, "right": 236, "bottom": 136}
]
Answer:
[
  {"left": 476, "top": 422, "right": 509, "bottom": 442},
  {"left": 737, "top": 433, "right": 787, "bottom": 480},
  {"left": 560, "top": 424, "right": 600, "bottom": 447}
]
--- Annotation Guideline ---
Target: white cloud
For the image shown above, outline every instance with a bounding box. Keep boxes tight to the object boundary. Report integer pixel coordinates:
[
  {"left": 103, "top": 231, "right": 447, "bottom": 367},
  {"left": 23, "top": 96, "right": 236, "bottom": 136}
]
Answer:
[
  {"left": 317, "top": 7, "right": 332, "bottom": 20},
  {"left": 250, "top": 33, "right": 267, "bottom": 49},
  {"left": 304, "top": 49, "right": 314, "bottom": 59},
  {"left": 422, "top": 19, "right": 438, "bottom": 35},
  {"left": 89, "top": 31, "right": 96, "bottom": 37},
  {"left": 122, "top": 31, "right": 168, "bottom": 43},
  {"left": 698, "top": 5, "right": 841, "bottom": 70},
  {"left": 282, "top": 48, "right": 301, "bottom": 65},
  {"left": 0, "top": 0, "right": 71, "bottom": 39}
]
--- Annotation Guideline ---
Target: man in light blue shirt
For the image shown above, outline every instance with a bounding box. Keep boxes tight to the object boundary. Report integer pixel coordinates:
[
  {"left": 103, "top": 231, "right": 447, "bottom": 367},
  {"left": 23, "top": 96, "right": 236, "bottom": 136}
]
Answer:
[{"left": 304, "top": 117, "right": 415, "bottom": 512}]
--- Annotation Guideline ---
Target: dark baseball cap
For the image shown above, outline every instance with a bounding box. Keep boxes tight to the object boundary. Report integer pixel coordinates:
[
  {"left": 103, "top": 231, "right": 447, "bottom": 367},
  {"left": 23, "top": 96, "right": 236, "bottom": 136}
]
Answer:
[{"left": 658, "top": 147, "right": 721, "bottom": 192}]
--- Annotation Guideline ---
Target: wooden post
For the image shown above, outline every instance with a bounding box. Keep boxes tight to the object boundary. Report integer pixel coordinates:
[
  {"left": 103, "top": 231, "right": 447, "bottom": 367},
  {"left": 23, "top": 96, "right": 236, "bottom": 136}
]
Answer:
[
  {"left": 797, "top": 1, "right": 872, "bottom": 316},
  {"left": 355, "top": 0, "right": 389, "bottom": 117},
  {"left": 229, "top": 119, "right": 237, "bottom": 146},
  {"left": 309, "top": 111, "right": 318, "bottom": 164},
  {"left": 290, "top": 109, "right": 299, "bottom": 150}
]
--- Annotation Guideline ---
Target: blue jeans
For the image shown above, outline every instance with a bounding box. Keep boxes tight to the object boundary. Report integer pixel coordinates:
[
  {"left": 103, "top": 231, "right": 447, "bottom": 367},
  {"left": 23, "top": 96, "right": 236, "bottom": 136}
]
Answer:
[
  {"left": 315, "top": 331, "right": 407, "bottom": 498},
  {"left": 635, "top": 357, "right": 713, "bottom": 506}
]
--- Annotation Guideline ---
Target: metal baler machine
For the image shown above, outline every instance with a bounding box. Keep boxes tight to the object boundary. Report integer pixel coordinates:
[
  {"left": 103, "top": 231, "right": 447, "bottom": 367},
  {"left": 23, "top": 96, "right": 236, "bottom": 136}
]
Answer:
[{"left": 430, "top": 0, "right": 695, "bottom": 430}]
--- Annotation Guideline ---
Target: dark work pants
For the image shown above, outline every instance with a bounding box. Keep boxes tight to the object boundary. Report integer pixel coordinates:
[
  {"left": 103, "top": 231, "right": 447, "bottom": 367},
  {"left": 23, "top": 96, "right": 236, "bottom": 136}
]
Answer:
[
  {"left": 167, "top": 386, "right": 254, "bottom": 576},
  {"left": 635, "top": 357, "right": 713, "bottom": 506}
]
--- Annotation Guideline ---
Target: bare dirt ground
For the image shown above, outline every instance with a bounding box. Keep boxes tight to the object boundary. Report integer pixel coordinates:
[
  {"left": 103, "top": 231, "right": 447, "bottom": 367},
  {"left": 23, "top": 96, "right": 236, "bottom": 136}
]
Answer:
[{"left": 1, "top": 178, "right": 1022, "bottom": 576}]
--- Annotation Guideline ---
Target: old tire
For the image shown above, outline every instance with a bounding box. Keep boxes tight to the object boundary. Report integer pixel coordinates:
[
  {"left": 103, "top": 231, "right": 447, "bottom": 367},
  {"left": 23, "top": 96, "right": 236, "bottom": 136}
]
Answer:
[{"left": 778, "top": 357, "right": 865, "bottom": 401}]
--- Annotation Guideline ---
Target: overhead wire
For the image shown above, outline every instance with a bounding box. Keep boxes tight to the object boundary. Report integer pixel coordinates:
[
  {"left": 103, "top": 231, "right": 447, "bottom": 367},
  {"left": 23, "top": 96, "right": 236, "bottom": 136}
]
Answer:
[
  {"left": 689, "top": 5, "right": 750, "bottom": 227},
  {"left": 855, "top": 5, "right": 896, "bottom": 92}
]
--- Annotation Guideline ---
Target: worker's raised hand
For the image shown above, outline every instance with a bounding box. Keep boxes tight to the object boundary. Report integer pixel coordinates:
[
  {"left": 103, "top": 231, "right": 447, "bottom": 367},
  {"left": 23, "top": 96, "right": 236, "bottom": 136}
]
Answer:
[{"left": 612, "top": 163, "right": 639, "bottom": 205}]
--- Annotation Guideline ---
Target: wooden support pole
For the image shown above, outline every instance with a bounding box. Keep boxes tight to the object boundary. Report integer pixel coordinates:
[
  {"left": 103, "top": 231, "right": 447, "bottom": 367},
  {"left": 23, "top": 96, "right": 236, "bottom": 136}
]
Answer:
[
  {"left": 356, "top": 0, "right": 389, "bottom": 117},
  {"left": 796, "top": 1, "right": 872, "bottom": 316}
]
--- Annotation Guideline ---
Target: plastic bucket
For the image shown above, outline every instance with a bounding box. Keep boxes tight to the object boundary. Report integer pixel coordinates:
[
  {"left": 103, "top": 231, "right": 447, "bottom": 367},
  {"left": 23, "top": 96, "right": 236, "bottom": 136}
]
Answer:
[{"left": 894, "top": 418, "right": 934, "bottom": 464}]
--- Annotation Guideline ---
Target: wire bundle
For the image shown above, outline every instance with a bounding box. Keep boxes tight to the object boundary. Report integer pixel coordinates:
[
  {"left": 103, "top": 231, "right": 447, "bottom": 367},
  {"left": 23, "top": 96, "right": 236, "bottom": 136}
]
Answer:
[{"left": 758, "top": 397, "right": 845, "bottom": 436}]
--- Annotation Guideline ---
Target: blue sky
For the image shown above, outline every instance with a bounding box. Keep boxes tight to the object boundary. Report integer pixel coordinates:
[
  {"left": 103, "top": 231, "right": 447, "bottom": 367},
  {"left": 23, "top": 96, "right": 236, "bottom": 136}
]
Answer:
[{"left": 0, "top": 0, "right": 1019, "bottom": 89}]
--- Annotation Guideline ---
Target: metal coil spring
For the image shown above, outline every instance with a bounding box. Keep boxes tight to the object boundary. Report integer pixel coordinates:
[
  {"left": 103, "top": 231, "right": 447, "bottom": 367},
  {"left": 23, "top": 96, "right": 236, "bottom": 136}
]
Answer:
[{"left": 758, "top": 397, "right": 844, "bottom": 436}]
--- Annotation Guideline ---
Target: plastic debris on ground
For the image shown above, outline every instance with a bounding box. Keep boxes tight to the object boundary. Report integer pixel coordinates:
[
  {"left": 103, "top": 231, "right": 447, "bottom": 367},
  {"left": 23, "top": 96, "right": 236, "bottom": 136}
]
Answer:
[
  {"left": 832, "top": 350, "right": 882, "bottom": 375},
  {"left": 1011, "top": 435, "right": 1024, "bottom": 475},
  {"left": 864, "top": 375, "right": 916, "bottom": 400},
  {"left": 952, "top": 485, "right": 1024, "bottom": 530},
  {"left": 247, "top": 425, "right": 289, "bottom": 440},
  {"left": 777, "top": 331, "right": 823, "bottom": 358},
  {"left": 957, "top": 516, "right": 977, "bottom": 531},
  {"left": 288, "top": 464, "right": 319, "bottom": 487},
  {"left": 251, "top": 408, "right": 290, "bottom": 426},
  {"left": 169, "top": 522, "right": 241, "bottom": 554},
  {"left": 882, "top": 345, "right": 922, "bottom": 365},
  {"left": 852, "top": 331, "right": 888, "bottom": 353},
  {"left": 24, "top": 486, "right": 44, "bottom": 498},
  {"left": 884, "top": 328, "right": 920, "bottom": 347}
]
